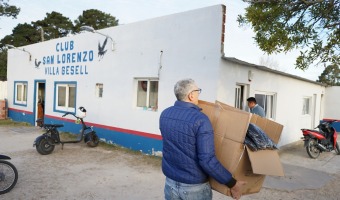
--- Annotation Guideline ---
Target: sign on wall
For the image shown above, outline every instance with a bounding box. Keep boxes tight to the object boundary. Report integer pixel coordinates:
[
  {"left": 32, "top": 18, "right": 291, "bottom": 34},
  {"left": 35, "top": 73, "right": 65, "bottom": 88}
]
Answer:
[{"left": 36, "top": 38, "right": 110, "bottom": 76}]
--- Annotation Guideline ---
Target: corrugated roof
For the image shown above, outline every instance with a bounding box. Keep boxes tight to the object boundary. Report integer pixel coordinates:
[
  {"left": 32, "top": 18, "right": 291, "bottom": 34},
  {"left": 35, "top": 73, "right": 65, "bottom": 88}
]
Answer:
[{"left": 222, "top": 57, "right": 326, "bottom": 86}]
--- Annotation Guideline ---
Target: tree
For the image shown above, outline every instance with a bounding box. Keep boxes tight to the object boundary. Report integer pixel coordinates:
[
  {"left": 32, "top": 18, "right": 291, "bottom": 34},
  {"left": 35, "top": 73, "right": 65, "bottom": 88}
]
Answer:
[
  {"left": 238, "top": 0, "right": 340, "bottom": 71},
  {"left": 4, "top": 23, "right": 40, "bottom": 46},
  {"left": 33, "top": 11, "right": 74, "bottom": 40},
  {"left": 317, "top": 64, "right": 340, "bottom": 86},
  {"left": 0, "top": 0, "right": 20, "bottom": 80},
  {"left": 0, "top": 0, "right": 20, "bottom": 18},
  {"left": 73, "top": 9, "right": 119, "bottom": 32},
  {"left": 0, "top": 49, "right": 7, "bottom": 80}
]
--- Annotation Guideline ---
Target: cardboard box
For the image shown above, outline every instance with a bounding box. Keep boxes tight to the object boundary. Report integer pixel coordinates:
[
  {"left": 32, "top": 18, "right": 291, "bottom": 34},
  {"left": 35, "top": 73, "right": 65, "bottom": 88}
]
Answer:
[{"left": 198, "top": 100, "right": 284, "bottom": 196}]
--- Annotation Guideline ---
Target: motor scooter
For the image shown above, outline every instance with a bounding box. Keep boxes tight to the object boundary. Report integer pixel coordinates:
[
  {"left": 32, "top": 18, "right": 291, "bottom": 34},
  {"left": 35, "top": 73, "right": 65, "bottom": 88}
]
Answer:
[
  {"left": 0, "top": 154, "right": 18, "bottom": 195},
  {"left": 301, "top": 119, "right": 340, "bottom": 158},
  {"left": 33, "top": 107, "right": 100, "bottom": 155}
]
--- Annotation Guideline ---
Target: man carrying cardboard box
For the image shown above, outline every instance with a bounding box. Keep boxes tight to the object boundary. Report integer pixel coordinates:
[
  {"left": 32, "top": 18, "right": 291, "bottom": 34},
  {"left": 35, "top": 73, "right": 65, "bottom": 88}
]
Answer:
[{"left": 160, "top": 79, "right": 246, "bottom": 200}]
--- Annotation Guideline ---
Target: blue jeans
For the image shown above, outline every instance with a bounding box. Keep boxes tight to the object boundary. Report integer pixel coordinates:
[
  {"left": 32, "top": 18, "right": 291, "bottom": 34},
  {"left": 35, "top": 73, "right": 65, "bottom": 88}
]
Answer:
[{"left": 164, "top": 177, "right": 212, "bottom": 200}]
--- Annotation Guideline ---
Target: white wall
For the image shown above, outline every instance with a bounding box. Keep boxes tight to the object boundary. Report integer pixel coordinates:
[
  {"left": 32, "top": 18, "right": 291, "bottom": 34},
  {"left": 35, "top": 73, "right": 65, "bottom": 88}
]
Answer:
[
  {"left": 7, "top": 5, "right": 225, "bottom": 135},
  {"left": 324, "top": 86, "right": 340, "bottom": 119},
  {"left": 217, "top": 59, "right": 325, "bottom": 146},
  {"left": 0, "top": 81, "right": 7, "bottom": 100}
]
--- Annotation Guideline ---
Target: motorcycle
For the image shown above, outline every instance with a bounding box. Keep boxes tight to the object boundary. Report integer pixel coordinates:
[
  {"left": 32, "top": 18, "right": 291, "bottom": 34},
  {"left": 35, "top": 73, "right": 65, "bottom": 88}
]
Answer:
[
  {"left": 301, "top": 119, "right": 340, "bottom": 158},
  {"left": 33, "top": 107, "right": 100, "bottom": 155},
  {"left": 0, "top": 155, "right": 18, "bottom": 195}
]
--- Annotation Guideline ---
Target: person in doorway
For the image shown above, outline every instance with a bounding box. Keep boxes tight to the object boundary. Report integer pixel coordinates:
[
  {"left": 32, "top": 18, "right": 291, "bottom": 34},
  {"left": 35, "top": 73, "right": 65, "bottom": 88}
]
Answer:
[
  {"left": 37, "top": 98, "right": 44, "bottom": 127},
  {"left": 160, "top": 79, "right": 246, "bottom": 200},
  {"left": 247, "top": 97, "right": 265, "bottom": 117}
]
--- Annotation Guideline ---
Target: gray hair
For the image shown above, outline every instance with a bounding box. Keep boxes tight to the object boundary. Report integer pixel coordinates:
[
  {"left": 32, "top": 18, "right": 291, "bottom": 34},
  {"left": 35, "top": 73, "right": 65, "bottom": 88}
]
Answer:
[{"left": 174, "top": 79, "right": 197, "bottom": 101}]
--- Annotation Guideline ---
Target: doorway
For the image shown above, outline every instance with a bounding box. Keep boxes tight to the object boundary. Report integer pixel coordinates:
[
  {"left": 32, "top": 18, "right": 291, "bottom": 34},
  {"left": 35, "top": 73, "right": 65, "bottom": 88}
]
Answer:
[{"left": 34, "top": 80, "right": 46, "bottom": 126}]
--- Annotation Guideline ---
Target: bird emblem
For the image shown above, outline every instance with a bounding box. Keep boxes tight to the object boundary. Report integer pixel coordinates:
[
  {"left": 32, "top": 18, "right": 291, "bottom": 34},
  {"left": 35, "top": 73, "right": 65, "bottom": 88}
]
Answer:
[
  {"left": 98, "top": 37, "right": 108, "bottom": 60},
  {"left": 35, "top": 59, "right": 41, "bottom": 68}
]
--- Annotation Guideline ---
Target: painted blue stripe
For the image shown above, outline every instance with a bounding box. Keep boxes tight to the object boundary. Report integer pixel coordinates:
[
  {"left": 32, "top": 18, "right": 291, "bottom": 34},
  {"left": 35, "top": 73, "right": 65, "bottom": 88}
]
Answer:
[
  {"left": 8, "top": 109, "right": 163, "bottom": 154},
  {"left": 45, "top": 116, "right": 163, "bottom": 154},
  {"left": 9, "top": 109, "right": 35, "bottom": 125}
]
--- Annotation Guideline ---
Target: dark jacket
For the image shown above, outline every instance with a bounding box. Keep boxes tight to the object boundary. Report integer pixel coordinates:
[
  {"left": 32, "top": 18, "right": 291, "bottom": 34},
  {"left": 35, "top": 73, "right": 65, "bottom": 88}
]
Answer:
[{"left": 160, "top": 100, "right": 234, "bottom": 185}]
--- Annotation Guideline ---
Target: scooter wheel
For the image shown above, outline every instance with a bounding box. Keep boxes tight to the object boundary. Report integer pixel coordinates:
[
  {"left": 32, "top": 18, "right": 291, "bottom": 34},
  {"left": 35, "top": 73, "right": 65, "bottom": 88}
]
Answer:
[
  {"left": 0, "top": 160, "right": 18, "bottom": 195},
  {"left": 306, "top": 139, "right": 320, "bottom": 159},
  {"left": 36, "top": 138, "right": 55, "bottom": 155},
  {"left": 86, "top": 133, "right": 99, "bottom": 147}
]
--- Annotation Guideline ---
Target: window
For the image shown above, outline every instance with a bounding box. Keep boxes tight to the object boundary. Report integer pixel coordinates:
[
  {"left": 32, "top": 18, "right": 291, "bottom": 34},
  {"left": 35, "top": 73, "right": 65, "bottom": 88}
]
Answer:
[
  {"left": 54, "top": 82, "right": 76, "bottom": 112},
  {"left": 14, "top": 81, "right": 28, "bottom": 106},
  {"left": 96, "top": 83, "right": 103, "bottom": 98},
  {"left": 255, "top": 93, "right": 276, "bottom": 119},
  {"left": 302, "top": 97, "right": 311, "bottom": 115},
  {"left": 136, "top": 79, "right": 158, "bottom": 111},
  {"left": 235, "top": 85, "right": 245, "bottom": 109}
]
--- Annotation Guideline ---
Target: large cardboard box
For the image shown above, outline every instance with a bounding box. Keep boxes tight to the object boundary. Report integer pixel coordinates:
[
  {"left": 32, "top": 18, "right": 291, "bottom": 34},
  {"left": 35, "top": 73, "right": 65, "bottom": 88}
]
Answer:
[{"left": 198, "top": 100, "right": 284, "bottom": 196}]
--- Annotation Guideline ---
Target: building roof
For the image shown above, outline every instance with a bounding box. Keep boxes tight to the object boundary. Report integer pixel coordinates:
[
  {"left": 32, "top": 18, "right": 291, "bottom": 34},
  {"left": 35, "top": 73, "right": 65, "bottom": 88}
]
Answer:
[{"left": 222, "top": 57, "right": 326, "bottom": 86}]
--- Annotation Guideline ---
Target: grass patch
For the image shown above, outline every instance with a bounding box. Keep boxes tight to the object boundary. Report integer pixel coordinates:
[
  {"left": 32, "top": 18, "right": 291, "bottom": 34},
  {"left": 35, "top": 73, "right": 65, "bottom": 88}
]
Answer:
[
  {"left": 97, "top": 139, "right": 162, "bottom": 167},
  {"left": 59, "top": 132, "right": 78, "bottom": 140},
  {"left": 0, "top": 119, "right": 31, "bottom": 126}
]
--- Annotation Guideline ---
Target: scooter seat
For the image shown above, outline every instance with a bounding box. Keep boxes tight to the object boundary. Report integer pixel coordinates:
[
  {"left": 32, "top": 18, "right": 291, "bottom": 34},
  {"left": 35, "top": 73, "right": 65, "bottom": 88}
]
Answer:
[{"left": 44, "top": 124, "right": 64, "bottom": 128}]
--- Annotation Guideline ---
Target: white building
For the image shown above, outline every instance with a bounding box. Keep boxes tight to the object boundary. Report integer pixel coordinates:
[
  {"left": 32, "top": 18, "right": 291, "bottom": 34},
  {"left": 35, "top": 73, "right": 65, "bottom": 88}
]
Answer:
[{"left": 6, "top": 5, "right": 340, "bottom": 154}]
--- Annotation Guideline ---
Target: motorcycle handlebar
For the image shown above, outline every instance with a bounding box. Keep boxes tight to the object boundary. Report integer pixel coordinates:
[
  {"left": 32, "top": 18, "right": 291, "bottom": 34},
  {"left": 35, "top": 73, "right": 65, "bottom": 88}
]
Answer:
[
  {"left": 314, "top": 120, "right": 339, "bottom": 129},
  {"left": 62, "top": 112, "right": 78, "bottom": 118},
  {"left": 323, "top": 120, "right": 338, "bottom": 124}
]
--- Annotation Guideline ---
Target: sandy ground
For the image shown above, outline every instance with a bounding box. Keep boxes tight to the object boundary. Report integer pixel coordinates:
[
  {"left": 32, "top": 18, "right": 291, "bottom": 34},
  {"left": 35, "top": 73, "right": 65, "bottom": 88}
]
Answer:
[{"left": 1, "top": 125, "right": 340, "bottom": 200}]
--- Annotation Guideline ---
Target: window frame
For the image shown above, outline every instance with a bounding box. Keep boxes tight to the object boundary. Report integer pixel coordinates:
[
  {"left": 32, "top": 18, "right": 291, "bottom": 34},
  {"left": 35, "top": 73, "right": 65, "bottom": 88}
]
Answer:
[
  {"left": 235, "top": 85, "right": 246, "bottom": 110},
  {"left": 14, "top": 81, "right": 28, "bottom": 106},
  {"left": 96, "top": 83, "right": 103, "bottom": 98},
  {"left": 135, "top": 78, "right": 159, "bottom": 111},
  {"left": 54, "top": 81, "right": 77, "bottom": 113},
  {"left": 302, "top": 97, "right": 311, "bottom": 115},
  {"left": 254, "top": 92, "right": 277, "bottom": 119}
]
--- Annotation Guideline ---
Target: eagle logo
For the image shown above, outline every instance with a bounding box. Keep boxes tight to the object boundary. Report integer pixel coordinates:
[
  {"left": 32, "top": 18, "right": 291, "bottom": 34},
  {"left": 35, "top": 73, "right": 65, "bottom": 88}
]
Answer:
[
  {"left": 98, "top": 37, "right": 108, "bottom": 60},
  {"left": 35, "top": 59, "right": 41, "bottom": 69}
]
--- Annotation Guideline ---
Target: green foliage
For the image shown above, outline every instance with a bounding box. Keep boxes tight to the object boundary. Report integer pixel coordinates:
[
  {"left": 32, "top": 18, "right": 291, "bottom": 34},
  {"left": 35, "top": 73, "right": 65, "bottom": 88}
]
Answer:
[
  {"left": 0, "top": 119, "right": 30, "bottom": 126},
  {"left": 317, "top": 64, "right": 340, "bottom": 86},
  {"left": 0, "top": 50, "right": 7, "bottom": 80},
  {"left": 0, "top": 0, "right": 20, "bottom": 18},
  {"left": 73, "top": 9, "right": 119, "bottom": 32},
  {"left": 10, "top": 23, "right": 40, "bottom": 46},
  {"left": 33, "top": 11, "right": 74, "bottom": 40},
  {"left": 238, "top": 0, "right": 340, "bottom": 71}
]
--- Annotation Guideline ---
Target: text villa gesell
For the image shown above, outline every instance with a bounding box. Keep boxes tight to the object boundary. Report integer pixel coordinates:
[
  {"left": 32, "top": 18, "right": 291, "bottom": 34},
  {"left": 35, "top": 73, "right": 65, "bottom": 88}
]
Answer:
[{"left": 42, "top": 40, "right": 94, "bottom": 76}]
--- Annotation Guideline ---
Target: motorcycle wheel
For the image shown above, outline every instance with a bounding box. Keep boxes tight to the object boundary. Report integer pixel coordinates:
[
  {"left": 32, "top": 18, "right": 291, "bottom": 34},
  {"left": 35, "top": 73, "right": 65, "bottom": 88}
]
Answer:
[
  {"left": 306, "top": 139, "right": 321, "bottom": 159},
  {"left": 335, "top": 142, "right": 340, "bottom": 155},
  {"left": 36, "top": 138, "right": 55, "bottom": 155},
  {"left": 86, "top": 133, "right": 99, "bottom": 147},
  {"left": 0, "top": 160, "right": 18, "bottom": 195}
]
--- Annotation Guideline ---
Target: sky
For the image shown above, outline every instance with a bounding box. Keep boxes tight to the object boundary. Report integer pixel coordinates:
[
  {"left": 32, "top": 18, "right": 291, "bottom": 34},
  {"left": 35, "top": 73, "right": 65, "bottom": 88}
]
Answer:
[{"left": 0, "top": 0, "right": 324, "bottom": 81}]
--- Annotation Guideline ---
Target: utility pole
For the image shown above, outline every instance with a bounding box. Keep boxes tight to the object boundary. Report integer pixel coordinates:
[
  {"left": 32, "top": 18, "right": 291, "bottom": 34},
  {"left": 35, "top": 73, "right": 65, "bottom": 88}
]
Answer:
[{"left": 40, "top": 27, "right": 44, "bottom": 42}]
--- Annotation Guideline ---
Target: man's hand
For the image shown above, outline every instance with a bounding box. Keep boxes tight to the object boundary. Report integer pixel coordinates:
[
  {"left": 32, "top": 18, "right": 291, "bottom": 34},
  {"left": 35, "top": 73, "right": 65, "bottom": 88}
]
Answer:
[{"left": 230, "top": 181, "right": 246, "bottom": 199}]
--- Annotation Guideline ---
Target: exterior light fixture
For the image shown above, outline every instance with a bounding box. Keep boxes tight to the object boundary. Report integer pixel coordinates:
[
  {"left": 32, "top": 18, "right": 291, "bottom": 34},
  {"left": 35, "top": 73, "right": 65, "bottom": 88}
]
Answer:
[
  {"left": 248, "top": 70, "right": 254, "bottom": 82},
  {"left": 80, "top": 26, "right": 114, "bottom": 51},
  {"left": 6, "top": 44, "right": 32, "bottom": 61}
]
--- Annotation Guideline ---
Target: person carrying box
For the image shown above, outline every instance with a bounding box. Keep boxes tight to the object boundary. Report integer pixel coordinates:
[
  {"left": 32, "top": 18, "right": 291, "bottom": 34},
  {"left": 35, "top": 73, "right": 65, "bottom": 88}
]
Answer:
[{"left": 160, "top": 79, "right": 246, "bottom": 200}]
